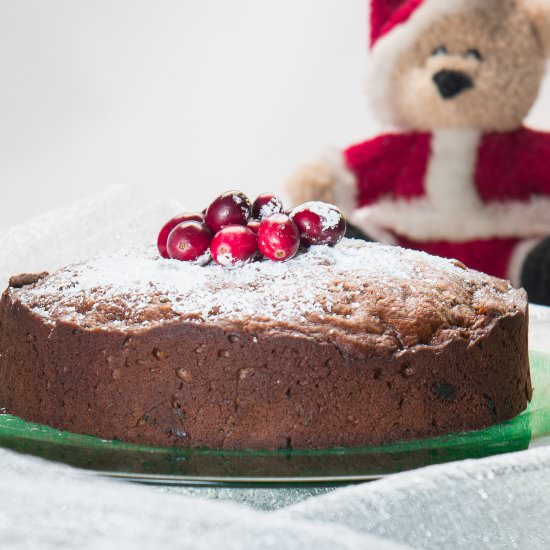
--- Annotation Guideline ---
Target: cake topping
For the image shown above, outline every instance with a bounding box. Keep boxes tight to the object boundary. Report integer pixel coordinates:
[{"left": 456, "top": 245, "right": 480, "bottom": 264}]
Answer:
[
  {"left": 252, "top": 192, "right": 284, "bottom": 220},
  {"left": 166, "top": 221, "right": 212, "bottom": 264},
  {"left": 257, "top": 214, "right": 300, "bottom": 262},
  {"left": 157, "top": 190, "right": 346, "bottom": 267},
  {"left": 290, "top": 201, "right": 346, "bottom": 246},
  {"left": 204, "top": 191, "right": 252, "bottom": 233},
  {"left": 13, "top": 239, "right": 524, "bottom": 356},
  {"left": 157, "top": 212, "right": 204, "bottom": 259},
  {"left": 210, "top": 226, "right": 258, "bottom": 268}
]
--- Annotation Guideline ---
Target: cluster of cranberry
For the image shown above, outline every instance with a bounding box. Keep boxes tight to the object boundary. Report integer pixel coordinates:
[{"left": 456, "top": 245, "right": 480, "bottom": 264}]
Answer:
[{"left": 157, "top": 191, "right": 346, "bottom": 267}]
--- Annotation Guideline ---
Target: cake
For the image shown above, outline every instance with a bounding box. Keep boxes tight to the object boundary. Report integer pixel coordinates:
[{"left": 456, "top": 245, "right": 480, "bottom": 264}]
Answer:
[{"left": 0, "top": 239, "right": 531, "bottom": 450}]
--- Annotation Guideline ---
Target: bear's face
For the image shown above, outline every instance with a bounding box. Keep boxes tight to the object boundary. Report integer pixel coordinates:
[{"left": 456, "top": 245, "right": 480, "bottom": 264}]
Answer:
[{"left": 390, "top": 3, "right": 547, "bottom": 131}]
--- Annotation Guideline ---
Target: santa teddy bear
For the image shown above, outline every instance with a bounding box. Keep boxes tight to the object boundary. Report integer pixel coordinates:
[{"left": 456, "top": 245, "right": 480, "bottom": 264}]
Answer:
[{"left": 287, "top": 0, "right": 550, "bottom": 306}]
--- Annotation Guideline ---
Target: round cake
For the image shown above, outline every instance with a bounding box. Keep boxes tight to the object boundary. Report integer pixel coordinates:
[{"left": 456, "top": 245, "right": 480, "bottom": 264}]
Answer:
[{"left": 0, "top": 240, "right": 531, "bottom": 450}]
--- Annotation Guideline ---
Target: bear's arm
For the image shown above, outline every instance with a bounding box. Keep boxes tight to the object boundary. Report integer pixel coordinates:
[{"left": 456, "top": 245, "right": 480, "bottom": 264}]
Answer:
[{"left": 343, "top": 133, "right": 427, "bottom": 206}]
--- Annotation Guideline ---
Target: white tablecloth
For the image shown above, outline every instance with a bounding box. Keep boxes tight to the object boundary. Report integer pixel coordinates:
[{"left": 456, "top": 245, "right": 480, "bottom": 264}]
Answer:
[{"left": 1, "top": 188, "right": 549, "bottom": 549}]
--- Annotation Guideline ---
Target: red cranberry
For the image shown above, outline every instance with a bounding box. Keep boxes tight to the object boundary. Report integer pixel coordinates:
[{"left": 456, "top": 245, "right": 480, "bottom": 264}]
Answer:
[
  {"left": 211, "top": 226, "right": 258, "bottom": 267},
  {"left": 257, "top": 214, "right": 300, "bottom": 262},
  {"left": 290, "top": 201, "right": 346, "bottom": 246},
  {"left": 252, "top": 193, "right": 284, "bottom": 220},
  {"left": 167, "top": 221, "right": 213, "bottom": 264},
  {"left": 157, "top": 212, "right": 204, "bottom": 258},
  {"left": 204, "top": 191, "right": 252, "bottom": 232},
  {"left": 247, "top": 219, "right": 261, "bottom": 235}
]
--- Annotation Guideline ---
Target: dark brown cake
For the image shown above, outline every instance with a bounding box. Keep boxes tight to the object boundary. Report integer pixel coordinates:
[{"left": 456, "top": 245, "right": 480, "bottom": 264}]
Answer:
[{"left": 0, "top": 240, "right": 531, "bottom": 450}]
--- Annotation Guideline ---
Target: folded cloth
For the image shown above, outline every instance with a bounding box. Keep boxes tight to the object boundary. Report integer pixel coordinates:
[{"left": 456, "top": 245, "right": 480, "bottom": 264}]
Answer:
[
  {"left": 0, "top": 449, "right": 406, "bottom": 550},
  {"left": 4, "top": 444, "right": 550, "bottom": 549},
  {"left": 530, "top": 304, "right": 550, "bottom": 354},
  {"left": 279, "top": 446, "right": 550, "bottom": 550},
  {"left": 0, "top": 185, "right": 182, "bottom": 291}
]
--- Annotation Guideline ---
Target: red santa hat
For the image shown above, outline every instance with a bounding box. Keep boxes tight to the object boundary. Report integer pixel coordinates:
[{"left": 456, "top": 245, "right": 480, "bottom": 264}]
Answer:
[{"left": 367, "top": 0, "right": 487, "bottom": 124}]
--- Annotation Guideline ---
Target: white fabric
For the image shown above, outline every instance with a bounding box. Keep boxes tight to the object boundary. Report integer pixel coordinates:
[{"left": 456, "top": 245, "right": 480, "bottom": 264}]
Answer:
[
  {"left": 0, "top": 449, "right": 405, "bottom": 550},
  {"left": 351, "top": 195, "right": 550, "bottom": 241},
  {"left": 280, "top": 445, "right": 550, "bottom": 550},
  {"left": 0, "top": 186, "right": 182, "bottom": 292},
  {"left": 1, "top": 189, "right": 550, "bottom": 549}
]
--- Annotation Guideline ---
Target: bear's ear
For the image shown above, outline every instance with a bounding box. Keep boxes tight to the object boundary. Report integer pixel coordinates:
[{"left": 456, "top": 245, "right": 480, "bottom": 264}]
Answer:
[{"left": 522, "top": 0, "right": 550, "bottom": 56}]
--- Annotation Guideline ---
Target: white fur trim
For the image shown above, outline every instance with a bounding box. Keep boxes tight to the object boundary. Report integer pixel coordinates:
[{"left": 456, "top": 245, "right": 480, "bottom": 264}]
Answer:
[
  {"left": 322, "top": 149, "right": 358, "bottom": 217},
  {"left": 507, "top": 238, "right": 544, "bottom": 287},
  {"left": 352, "top": 196, "right": 550, "bottom": 241},
  {"left": 349, "top": 212, "right": 399, "bottom": 245},
  {"left": 367, "top": 0, "right": 489, "bottom": 125},
  {"left": 350, "top": 128, "right": 550, "bottom": 242},
  {"left": 425, "top": 129, "right": 483, "bottom": 213}
]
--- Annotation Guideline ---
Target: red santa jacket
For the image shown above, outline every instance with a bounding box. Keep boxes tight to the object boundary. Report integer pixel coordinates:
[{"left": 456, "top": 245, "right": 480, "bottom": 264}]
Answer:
[{"left": 342, "top": 127, "right": 550, "bottom": 280}]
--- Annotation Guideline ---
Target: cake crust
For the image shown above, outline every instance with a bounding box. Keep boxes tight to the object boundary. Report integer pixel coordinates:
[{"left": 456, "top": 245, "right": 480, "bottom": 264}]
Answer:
[{"left": 0, "top": 241, "right": 531, "bottom": 450}]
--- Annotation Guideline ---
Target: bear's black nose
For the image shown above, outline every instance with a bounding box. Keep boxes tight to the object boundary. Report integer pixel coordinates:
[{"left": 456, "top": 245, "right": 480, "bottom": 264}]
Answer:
[{"left": 433, "top": 70, "right": 473, "bottom": 99}]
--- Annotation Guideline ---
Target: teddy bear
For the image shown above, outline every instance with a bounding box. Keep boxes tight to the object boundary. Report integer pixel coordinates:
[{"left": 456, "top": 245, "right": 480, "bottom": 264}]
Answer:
[{"left": 286, "top": 0, "right": 550, "bottom": 306}]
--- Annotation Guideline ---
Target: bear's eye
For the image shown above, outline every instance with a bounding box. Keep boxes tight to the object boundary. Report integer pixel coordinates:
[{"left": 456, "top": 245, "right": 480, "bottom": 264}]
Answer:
[
  {"left": 465, "top": 48, "right": 483, "bottom": 61},
  {"left": 432, "top": 45, "right": 448, "bottom": 57}
]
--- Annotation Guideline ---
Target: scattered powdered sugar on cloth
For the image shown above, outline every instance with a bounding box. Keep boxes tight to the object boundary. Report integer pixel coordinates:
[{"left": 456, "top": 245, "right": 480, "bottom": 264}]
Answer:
[{"left": 14, "top": 239, "right": 524, "bottom": 349}]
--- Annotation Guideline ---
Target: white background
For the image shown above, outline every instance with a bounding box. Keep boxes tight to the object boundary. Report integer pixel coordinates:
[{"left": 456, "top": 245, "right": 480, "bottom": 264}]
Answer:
[{"left": 2, "top": 0, "right": 550, "bottom": 230}]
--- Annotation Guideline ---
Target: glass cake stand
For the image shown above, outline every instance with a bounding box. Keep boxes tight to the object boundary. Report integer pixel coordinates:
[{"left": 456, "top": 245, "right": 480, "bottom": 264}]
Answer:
[{"left": 1, "top": 351, "right": 548, "bottom": 487}]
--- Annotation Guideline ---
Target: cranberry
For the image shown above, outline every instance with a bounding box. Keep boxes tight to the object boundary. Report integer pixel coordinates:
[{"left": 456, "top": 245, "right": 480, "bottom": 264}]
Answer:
[
  {"left": 252, "top": 192, "right": 284, "bottom": 220},
  {"left": 257, "top": 214, "right": 300, "bottom": 262},
  {"left": 204, "top": 191, "right": 252, "bottom": 232},
  {"left": 247, "top": 219, "right": 261, "bottom": 235},
  {"left": 167, "top": 221, "right": 213, "bottom": 264},
  {"left": 211, "top": 226, "right": 258, "bottom": 267},
  {"left": 157, "top": 212, "right": 204, "bottom": 258},
  {"left": 290, "top": 201, "right": 346, "bottom": 246}
]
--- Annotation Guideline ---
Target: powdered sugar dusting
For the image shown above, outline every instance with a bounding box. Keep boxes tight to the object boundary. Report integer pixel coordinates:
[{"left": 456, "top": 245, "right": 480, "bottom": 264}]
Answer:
[
  {"left": 192, "top": 249, "right": 212, "bottom": 267},
  {"left": 293, "top": 201, "right": 341, "bottom": 230},
  {"left": 231, "top": 193, "right": 251, "bottom": 218},
  {"left": 13, "top": 240, "right": 525, "bottom": 349},
  {"left": 259, "top": 197, "right": 282, "bottom": 219}
]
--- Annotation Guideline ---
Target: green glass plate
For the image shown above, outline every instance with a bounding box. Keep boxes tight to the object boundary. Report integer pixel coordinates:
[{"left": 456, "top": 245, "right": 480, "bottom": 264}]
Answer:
[{"left": 1, "top": 351, "right": 548, "bottom": 486}]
